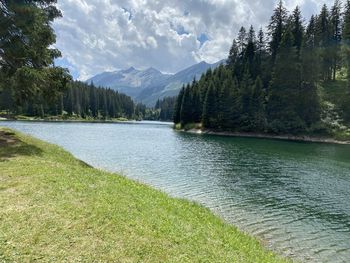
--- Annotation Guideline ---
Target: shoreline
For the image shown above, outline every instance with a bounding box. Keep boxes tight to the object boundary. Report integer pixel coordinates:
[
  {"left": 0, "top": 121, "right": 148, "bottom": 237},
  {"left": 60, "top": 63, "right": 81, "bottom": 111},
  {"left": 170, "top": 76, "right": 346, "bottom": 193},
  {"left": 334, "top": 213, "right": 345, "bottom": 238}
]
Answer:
[
  {"left": 0, "top": 118, "right": 172, "bottom": 125},
  {"left": 0, "top": 127, "right": 287, "bottom": 262},
  {"left": 0, "top": 118, "right": 135, "bottom": 124},
  {"left": 182, "top": 128, "right": 350, "bottom": 145},
  {"left": 3, "top": 118, "right": 349, "bottom": 144}
]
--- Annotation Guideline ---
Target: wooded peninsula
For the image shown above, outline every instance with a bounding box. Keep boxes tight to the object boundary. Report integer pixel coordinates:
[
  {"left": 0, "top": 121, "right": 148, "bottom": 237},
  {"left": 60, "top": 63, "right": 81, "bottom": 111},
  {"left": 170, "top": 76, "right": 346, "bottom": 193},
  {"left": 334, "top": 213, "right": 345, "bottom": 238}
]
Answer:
[{"left": 174, "top": 0, "right": 350, "bottom": 141}]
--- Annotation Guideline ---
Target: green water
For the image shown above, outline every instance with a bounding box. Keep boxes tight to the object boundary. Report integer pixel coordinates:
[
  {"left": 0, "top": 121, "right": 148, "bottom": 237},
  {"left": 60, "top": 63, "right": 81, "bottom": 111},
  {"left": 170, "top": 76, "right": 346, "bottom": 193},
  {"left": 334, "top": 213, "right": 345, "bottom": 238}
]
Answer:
[{"left": 2, "top": 121, "right": 350, "bottom": 262}]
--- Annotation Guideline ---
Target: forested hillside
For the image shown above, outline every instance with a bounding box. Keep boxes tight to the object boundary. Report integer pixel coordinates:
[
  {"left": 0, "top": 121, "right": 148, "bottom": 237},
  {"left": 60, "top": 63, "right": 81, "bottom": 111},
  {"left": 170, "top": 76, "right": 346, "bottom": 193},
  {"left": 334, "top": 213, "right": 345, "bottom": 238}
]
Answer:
[
  {"left": 0, "top": 81, "right": 147, "bottom": 120},
  {"left": 154, "top": 97, "right": 177, "bottom": 121},
  {"left": 174, "top": 0, "right": 350, "bottom": 138}
]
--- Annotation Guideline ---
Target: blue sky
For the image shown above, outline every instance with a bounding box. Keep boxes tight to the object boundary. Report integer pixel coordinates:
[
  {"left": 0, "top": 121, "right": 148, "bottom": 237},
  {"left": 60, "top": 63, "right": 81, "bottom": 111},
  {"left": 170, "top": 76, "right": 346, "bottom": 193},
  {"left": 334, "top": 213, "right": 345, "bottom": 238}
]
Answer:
[
  {"left": 53, "top": 0, "right": 335, "bottom": 80},
  {"left": 55, "top": 58, "right": 80, "bottom": 79}
]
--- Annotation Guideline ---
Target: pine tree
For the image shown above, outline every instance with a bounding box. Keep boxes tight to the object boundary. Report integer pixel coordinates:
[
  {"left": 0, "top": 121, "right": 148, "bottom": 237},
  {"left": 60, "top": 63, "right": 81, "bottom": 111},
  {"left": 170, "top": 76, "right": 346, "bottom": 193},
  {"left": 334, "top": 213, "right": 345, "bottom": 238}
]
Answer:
[
  {"left": 89, "top": 85, "right": 98, "bottom": 118},
  {"left": 244, "top": 26, "right": 257, "bottom": 77},
  {"left": 227, "top": 40, "right": 239, "bottom": 69},
  {"left": 66, "top": 85, "right": 74, "bottom": 115},
  {"left": 257, "top": 28, "right": 266, "bottom": 56},
  {"left": 268, "top": 27, "right": 304, "bottom": 133},
  {"left": 306, "top": 15, "right": 317, "bottom": 48},
  {"left": 256, "top": 28, "right": 270, "bottom": 85},
  {"left": 316, "top": 4, "right": 332, "bottom": 80},
  {"left": 157, "top": 97, "right": 176, "bottom": 121},
  {"left": 300, "top": 15, "right": 321, "bottom": 126},
  {"left": 342, "top": 0, "right": 350, "bottom": 121},
  {"left": 173, "top": 86, "right": 185, "bottom": 124},
  {"left": 180, "top": 84, "right": 192, "bottom": 125},
  {"left": 268, "top": 0, "right": 288, "bottom": 62},
  {"left": 237, "top": 26, "right": 247, "bottom": 53},
  {"left": 155, "top": 99, "right": 160, "bottom": 109},
  {"left": 58, "top": 94, "right": 64, "bottom": 116},
  {"left": 192, "top": 82, "right": 202, "bottom": 123},
  {"left": 202, "top": 81, "right": 217, "bottom": 128},
  {"left": 239, "top": 72, "right": 255, "bottom": 131},
  {"left": 219, "top": 73, "right": 237, "bottom": 130},
  {"left": 251, "top": 77, "right": 266, "bottom": 131},
  {"left": 200, "top": 69, "right": 212, "bottom": 103},
  {"left": 291, "top": 6, "right": 304, "bottom": 52},
  {"left": 330, "top": 0, "right": 342, "bottom": 80},
  {"left": 344, "top": 0, "right": 350, "bottom": 83}
]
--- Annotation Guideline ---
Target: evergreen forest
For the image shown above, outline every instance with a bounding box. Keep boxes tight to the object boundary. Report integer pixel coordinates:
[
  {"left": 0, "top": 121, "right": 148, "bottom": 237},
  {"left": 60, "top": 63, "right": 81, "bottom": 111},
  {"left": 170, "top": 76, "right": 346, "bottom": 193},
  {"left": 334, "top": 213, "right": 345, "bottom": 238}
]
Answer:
[
  {"left": 0, "top": 81, "right": 147, "bottom": 120},
  {"left": 174, "top": 0, "right": 350, "bottom": 138}
]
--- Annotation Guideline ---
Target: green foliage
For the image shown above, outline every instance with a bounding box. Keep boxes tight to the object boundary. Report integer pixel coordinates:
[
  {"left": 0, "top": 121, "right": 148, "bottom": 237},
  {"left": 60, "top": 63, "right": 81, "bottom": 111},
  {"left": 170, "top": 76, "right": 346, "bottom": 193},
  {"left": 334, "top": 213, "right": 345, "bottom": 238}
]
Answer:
[
  {"left": 63, "top": 82, "right": 139, "bottom": 119},
  {"left": 202, "top": 81, "right": 217, "bottom": 128},
  {"left": 268, "top": 0, "right": 288, "bottom": 62},
  {"left": 250, "top": 77, "right": 266, "bottom": 131},
  {"left": 0, "top": 0, "right": 71, "bottom": 104},
  {"left": 330, "top": 0, "right": 342, "bottom": 80},
  {"left": 268, "top": 27, "right": 305, "bottom": 134},
  {"left": 343, "top": 0, "right": 350, "bottom": 89},
  {"left": 0, "top": 81, "right": 144, "bottom": 120},
  {"left": 180, "top": 84, "right": 193, "bottom": 125},
  {"left": 316, "top": 4, "right": 333, "bottom": 81},
  {"left": 12, "top": 66, "right": 71, "bottom": 105},
  {"left": 155, "top": 96, "right": 177, "bottom": 121},
  {"left": 174, "top": 0, "right": 350, "bottom": 137},
  {"left": 173, "top": 86, "right": 184, "bottom": 123},
  {"left": 291, "top": 6, "right": 304, "bottom": 51}
]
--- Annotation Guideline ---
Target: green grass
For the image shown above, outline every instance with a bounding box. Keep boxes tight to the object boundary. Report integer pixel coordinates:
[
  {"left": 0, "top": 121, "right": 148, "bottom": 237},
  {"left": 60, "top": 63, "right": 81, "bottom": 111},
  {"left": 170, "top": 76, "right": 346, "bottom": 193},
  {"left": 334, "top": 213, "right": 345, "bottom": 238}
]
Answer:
[{"left": 0, "top": 128, "right": 288, "bottom": 262}]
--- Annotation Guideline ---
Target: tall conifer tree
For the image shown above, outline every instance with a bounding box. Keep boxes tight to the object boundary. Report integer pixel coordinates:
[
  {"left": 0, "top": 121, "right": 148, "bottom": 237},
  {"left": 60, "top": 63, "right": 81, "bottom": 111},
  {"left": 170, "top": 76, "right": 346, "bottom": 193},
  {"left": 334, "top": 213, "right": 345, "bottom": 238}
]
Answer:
[
  {"left": 268, "top": 27, "right": 304, "bottom": 133},
  {"left": 202, "top": 82, "right": 217, "bottom": 128},
  {"left": 268, "top": 0, "right": 288, "bottom": 62},
  {"left": 330, "top": 0, "right": 342, "bottom": 80}
]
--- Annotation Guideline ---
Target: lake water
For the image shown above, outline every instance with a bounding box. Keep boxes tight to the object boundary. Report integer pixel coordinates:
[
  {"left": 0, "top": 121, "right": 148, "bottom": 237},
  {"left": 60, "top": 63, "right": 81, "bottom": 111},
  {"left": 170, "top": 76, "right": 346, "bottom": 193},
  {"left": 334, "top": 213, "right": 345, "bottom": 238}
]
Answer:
[{"left": 1, "top": 121, "right": 350, "bottom": 262}]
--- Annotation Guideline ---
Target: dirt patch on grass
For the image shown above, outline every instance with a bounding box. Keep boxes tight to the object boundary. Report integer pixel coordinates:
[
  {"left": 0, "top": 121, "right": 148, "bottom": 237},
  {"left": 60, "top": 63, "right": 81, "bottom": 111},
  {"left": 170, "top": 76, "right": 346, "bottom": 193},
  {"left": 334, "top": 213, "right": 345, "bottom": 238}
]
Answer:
[
  {"left": 0, "top": 130, "right": 42, "bottom": 161},
  {"left": 0, "top": 131, "right": 17, "bottom": 147}
]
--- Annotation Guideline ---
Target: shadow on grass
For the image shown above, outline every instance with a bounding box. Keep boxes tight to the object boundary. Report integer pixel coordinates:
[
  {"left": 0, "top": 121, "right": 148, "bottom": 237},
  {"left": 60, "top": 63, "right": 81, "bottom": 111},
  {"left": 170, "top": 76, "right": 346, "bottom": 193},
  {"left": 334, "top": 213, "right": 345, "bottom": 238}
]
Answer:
[{"left": 0, "top": 131, "right": 42, "bottom": 162}]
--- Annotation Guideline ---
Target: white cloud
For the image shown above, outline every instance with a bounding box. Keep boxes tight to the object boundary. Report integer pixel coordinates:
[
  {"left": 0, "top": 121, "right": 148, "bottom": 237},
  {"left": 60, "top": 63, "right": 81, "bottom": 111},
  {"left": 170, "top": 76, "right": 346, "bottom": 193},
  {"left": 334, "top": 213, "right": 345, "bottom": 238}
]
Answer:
[
  {"left": 146, "top": 36, "right": 158, "bottom": 49},
  {"left": 53, "top": 0, "right": 336, "bottom": 80}
]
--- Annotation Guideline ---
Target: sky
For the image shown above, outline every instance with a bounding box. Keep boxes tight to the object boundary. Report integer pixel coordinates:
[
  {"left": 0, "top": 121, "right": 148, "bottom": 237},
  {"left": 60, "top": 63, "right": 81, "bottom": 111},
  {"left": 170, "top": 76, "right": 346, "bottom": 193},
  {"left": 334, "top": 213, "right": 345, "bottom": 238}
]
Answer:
[{"left": 53, "top": 0, "right": 335, "bottom": 80}]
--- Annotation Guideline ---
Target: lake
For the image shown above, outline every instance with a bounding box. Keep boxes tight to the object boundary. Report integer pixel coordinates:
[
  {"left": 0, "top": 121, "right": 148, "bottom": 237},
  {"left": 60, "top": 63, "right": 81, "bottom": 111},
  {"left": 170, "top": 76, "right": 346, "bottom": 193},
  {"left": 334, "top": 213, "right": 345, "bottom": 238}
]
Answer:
[{"left": 1, "top": 121, "right": 350, "bottom": 262}]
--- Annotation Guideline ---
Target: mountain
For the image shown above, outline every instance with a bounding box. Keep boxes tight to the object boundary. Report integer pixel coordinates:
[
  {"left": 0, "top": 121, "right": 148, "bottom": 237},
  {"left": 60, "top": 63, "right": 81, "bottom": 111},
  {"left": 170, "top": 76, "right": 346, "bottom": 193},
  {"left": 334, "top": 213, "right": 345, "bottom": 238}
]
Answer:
[
  {"left": 136, "top": 60, "right": 224, "bottom": 106},
  {"left": 87, "top": 60, "right": 224, "bottom": 106},
  {"left": 86, "top": 67, "right": 171, "bottom": 99}
]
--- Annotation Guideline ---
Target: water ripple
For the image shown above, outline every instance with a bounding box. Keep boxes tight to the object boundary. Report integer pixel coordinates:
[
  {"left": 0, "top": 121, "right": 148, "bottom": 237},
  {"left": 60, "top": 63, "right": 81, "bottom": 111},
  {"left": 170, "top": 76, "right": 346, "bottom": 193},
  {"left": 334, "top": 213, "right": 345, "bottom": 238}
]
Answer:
[{"left": 2, "top": 121, "right": 350, "bottom": 262}]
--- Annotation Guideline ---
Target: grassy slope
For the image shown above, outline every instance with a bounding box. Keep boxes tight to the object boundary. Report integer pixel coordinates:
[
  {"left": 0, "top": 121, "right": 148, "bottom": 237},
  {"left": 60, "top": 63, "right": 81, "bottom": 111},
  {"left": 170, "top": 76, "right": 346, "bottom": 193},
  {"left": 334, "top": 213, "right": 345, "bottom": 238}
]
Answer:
[{"left": 0, "top": 128, "right": 287, "bottom": 262}]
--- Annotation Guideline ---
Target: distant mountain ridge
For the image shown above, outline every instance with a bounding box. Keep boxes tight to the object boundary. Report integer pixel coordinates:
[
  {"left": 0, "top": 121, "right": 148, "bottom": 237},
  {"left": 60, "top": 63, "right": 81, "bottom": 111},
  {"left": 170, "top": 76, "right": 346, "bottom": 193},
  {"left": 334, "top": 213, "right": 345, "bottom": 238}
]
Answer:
[
  {"left": 87, "top": 66, "right": 171, "bottom": 99},
  {"left": 86, "top": 60, "right": 224, "bottom": 106}
]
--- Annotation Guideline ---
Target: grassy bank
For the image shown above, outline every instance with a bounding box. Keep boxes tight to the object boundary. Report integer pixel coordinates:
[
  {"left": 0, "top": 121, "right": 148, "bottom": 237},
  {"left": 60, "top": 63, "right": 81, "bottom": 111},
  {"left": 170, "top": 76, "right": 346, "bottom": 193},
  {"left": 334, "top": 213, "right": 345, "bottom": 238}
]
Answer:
[{"left": 0, "top": 128, "right": 287, "bottom": 262}]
